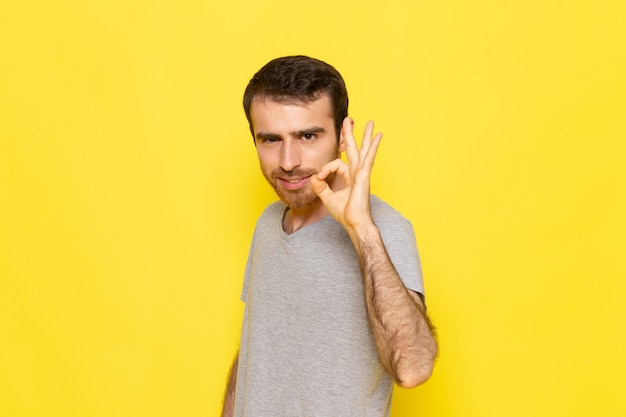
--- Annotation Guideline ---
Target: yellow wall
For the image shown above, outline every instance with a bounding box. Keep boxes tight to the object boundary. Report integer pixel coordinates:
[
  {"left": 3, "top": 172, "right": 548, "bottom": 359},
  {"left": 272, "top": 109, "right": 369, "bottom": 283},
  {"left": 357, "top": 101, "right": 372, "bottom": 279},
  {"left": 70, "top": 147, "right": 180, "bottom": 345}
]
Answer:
[{"left": 1, "top": 1, "right": 624, "bottom": 416}]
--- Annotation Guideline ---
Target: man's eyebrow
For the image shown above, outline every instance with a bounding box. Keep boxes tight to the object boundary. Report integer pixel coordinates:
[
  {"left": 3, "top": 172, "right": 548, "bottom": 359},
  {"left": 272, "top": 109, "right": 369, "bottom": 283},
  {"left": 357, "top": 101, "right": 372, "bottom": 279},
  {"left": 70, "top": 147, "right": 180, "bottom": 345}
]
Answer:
[
  {"left": 255, "top": 132, "right": 282, "bottom": 141},
  {"left": 291, "top": 126, "right": 326, "bottom": 137}
]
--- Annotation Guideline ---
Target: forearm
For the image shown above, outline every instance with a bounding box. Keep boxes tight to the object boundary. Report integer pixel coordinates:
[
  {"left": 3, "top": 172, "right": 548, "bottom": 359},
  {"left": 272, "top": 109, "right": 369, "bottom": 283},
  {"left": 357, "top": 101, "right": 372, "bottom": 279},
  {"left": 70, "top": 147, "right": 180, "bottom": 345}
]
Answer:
[
  {"left": 349, "top": 223, "right": 438, "bottom": 388},
  {"left": 221, "top": 352, "right": 239, "bottom": 417}
]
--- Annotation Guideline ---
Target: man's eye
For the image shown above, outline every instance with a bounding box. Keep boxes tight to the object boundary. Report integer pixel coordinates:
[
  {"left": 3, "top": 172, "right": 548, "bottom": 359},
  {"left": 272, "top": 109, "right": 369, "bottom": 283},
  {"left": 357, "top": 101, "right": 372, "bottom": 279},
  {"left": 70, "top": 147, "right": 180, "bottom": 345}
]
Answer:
[
  {"left": 303, "top": 133, "right": 316, "bottom": 140},
  {"left": 258, "top": 137, "right": 279, "bottom": 144}
]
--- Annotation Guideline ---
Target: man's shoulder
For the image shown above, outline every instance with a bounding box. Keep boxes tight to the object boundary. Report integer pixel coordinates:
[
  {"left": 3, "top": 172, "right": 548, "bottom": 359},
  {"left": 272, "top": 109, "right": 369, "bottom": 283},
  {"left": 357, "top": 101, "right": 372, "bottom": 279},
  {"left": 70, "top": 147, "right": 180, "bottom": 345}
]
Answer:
[
  {"left": 370, "top": 194, "right": 415, "bottom": 233},
  {"left": 257, "top": 200, "right": 286, "bottom": 223},
  {"left": 370, "top": 194, "right": 405, "bottom": 220}
]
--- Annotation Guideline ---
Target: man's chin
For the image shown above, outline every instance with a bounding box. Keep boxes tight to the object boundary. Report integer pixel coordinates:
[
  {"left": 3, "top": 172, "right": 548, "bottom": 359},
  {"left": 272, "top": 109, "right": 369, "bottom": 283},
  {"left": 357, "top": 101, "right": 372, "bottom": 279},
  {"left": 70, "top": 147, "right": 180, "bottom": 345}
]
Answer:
[{"left": 276, "top": 189, "right": 319, "bottom": 209}]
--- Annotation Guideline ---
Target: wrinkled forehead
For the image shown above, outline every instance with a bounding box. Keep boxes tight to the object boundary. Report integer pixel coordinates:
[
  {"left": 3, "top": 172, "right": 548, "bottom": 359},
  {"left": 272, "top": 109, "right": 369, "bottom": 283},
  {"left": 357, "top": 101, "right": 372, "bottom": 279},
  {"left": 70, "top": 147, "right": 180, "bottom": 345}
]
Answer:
[{"left": 249, "top": 95, "right": 335, "bottom": 133}]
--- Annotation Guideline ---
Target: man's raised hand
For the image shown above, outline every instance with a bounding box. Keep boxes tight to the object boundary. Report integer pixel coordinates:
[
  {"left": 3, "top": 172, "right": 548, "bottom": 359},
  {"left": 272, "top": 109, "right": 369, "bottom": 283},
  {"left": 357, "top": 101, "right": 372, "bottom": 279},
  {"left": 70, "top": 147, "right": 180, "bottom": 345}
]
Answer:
[{"left": 310, "top": 117, "right": 383, "bottom": 234}]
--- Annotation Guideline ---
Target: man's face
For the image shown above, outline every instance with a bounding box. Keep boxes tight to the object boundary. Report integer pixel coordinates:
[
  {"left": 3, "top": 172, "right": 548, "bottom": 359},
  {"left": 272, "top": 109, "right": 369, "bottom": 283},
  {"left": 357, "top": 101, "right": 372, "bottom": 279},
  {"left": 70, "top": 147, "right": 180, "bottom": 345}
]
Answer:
[{"left": 250, "top": 94, "right": 345, "bottom": 209}]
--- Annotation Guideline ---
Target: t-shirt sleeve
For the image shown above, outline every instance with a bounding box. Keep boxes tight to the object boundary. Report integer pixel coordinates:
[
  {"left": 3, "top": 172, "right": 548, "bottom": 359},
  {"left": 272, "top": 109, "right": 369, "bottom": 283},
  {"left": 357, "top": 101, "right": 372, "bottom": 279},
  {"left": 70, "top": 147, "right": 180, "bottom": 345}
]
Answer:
[{"left": 240, "top": 225, "right": 258, "bottom": 303}]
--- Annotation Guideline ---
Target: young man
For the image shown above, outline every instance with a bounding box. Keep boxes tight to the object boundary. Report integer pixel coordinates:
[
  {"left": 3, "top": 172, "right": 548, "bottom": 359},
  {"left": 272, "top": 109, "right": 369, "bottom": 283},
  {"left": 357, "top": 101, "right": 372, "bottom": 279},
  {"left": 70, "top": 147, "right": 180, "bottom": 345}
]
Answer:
[{"left": 222, "top": 55, "right": 437, "bottom": 417}]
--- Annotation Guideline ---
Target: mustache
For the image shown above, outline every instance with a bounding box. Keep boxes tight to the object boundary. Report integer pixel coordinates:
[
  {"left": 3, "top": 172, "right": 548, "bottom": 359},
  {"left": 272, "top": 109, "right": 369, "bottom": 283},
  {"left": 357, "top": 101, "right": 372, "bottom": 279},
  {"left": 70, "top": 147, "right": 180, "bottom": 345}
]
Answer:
[{"left": 271, "top": 168, "right": 317, "bottom": 178}]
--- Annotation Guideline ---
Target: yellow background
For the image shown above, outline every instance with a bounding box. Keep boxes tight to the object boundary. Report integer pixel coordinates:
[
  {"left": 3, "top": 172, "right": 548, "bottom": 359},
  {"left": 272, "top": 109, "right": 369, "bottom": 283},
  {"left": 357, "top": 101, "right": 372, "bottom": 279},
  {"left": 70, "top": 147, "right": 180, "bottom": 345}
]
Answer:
[{"left": 1, "top": 1, "right": 624, "bottom": 416}]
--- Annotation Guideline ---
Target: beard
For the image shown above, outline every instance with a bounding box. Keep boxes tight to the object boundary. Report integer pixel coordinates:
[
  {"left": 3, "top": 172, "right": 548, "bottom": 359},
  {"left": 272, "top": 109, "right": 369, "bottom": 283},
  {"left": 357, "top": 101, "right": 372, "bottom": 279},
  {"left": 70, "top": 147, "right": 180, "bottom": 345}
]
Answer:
[
  {"left": 263, "top": 168, "right": 326, "bottom": 209},
  {"left": 261, "top": 149, "right": 340, "bottom": 210}
]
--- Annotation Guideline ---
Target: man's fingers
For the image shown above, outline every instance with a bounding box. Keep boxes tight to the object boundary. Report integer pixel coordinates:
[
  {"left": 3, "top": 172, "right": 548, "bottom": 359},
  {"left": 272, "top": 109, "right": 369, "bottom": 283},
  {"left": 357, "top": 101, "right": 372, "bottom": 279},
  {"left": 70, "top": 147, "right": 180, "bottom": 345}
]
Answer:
[
  {"left": 342, "top": 117, "right": 359, "bottom": 164},
  {"left": 311, "top": 159, "right": 349, "bottom": 203},
  {"left": 310, "top": 175, "right": 329, "bottom": 197},
  {"left": 317, "top": 158, "right": 351, "bottom": 184},
  {"left": 343, "top": 119, "right": 383, "bottom": 167},
  {"left": 362, "top": 132, "right": 383, "bottom": 170},
  {"left": 361, "top": 120, "right": 375, "bottom": 155}
]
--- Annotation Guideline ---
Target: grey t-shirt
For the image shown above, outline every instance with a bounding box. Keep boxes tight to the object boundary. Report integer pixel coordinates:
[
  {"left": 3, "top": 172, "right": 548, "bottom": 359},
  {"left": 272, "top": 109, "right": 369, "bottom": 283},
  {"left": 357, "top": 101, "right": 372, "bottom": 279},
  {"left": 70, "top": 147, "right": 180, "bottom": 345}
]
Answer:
[{"left": 234, "top": 195, "right": 424, "bottom": 417}]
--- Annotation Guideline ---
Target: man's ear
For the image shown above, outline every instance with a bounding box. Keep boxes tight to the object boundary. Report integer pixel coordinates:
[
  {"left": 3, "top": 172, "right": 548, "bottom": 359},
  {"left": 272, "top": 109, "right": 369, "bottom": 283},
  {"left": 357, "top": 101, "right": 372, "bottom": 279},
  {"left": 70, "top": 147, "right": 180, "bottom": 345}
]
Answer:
[{"left": 338, "top": 133, "right": 346, "bottom": 153}]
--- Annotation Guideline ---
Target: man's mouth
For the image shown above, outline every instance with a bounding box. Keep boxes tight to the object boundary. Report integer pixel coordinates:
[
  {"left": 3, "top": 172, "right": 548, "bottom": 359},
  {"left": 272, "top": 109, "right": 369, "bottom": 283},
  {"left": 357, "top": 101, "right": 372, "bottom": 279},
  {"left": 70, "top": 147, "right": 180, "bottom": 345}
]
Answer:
[{"left": 279, "top": 176, "right": 311, "bottom": 190}]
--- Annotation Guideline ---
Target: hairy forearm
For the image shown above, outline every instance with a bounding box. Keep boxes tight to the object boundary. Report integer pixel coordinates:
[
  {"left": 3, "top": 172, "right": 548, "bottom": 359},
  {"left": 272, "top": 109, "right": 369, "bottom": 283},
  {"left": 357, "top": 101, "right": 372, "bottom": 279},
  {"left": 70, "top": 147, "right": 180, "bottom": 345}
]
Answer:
[
  {"left": 349, "top": 223, "right": 438, "bottom": 388},
  {"left": 221, "top": 353, "right": 239, "bottom": 417}
]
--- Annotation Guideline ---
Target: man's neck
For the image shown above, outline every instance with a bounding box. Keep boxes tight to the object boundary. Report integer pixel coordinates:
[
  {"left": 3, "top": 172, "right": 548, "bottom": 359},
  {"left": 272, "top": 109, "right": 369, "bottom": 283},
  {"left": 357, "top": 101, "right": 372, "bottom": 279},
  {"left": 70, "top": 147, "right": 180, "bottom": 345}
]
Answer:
[{"left": 282, "top": 200, "right": 329, "bottom": 235}]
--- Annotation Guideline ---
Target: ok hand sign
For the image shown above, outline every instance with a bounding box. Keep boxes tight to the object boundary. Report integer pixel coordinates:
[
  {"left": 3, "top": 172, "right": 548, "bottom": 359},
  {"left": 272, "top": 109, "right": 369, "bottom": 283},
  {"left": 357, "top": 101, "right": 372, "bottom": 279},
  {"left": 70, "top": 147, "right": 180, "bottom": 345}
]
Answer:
[{"left": 310, "top": 117, "right": 383, "bottom": 235}]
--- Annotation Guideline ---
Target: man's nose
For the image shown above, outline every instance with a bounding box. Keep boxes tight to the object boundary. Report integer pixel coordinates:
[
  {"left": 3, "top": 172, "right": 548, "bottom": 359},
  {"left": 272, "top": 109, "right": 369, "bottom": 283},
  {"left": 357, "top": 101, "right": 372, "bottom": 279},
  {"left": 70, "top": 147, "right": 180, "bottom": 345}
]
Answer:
[{"left": 279, "top": 140, "right": 301, "bottom": 172}]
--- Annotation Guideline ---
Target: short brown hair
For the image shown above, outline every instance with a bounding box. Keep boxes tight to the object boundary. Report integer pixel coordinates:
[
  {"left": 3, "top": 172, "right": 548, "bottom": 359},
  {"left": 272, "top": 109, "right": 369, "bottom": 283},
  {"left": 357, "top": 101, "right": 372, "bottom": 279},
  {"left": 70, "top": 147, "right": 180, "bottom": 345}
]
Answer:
[{"left": 243, "top": 55, "right": 349, "bottom": 142}]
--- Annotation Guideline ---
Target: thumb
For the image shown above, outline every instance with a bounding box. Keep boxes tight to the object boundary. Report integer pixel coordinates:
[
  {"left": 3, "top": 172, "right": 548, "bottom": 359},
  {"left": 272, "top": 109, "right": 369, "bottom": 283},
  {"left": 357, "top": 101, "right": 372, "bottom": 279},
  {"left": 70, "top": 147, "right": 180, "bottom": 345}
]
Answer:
[{"left": 310, "top": 174, "right": 333, "bottom": 202}]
